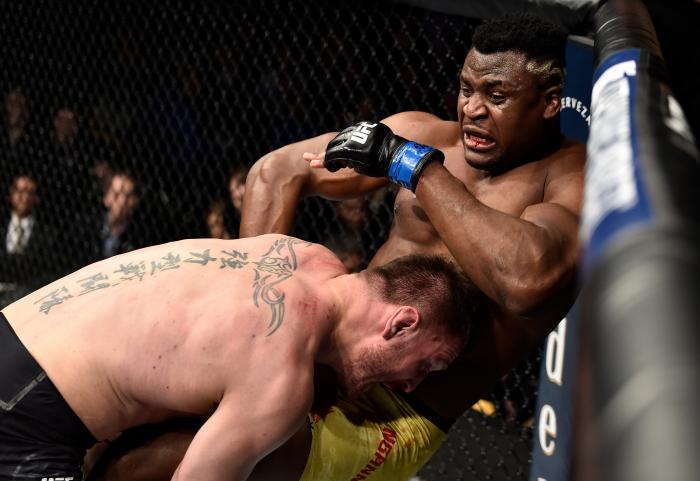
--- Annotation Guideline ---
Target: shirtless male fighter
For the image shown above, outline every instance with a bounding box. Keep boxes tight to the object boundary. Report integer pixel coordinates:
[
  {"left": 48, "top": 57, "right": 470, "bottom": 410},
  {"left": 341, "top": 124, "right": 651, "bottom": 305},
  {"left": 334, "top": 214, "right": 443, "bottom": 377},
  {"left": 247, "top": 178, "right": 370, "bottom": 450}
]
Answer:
[
  {"left": 0, "top": 234, "right": 483, "bottom": 481},
  {"left": 89, "top": 12, "right": 585, "bottom": 481}
]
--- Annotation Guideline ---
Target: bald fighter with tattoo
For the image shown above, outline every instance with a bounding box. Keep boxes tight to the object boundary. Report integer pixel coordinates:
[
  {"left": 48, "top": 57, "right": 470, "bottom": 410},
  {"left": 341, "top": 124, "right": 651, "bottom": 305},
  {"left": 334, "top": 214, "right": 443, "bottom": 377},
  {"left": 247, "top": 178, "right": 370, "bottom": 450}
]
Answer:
[{"left": 0, "top": 234, "right": 487, "bottom": 481}]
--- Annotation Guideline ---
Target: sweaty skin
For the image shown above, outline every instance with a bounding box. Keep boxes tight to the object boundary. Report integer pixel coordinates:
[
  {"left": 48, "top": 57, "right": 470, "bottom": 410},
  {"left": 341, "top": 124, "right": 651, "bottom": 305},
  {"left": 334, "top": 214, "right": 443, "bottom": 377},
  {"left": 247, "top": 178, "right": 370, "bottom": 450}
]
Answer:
[{"left": 5, "top": 235, "right": 460, "bottom": 481}]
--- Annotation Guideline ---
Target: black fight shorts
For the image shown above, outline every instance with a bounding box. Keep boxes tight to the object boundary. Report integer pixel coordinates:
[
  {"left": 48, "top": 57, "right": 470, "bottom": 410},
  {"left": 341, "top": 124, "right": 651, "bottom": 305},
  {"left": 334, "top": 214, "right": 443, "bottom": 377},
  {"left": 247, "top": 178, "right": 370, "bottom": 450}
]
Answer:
[{"left": 0, "top": 313, "right": 96, "bottom": 481}]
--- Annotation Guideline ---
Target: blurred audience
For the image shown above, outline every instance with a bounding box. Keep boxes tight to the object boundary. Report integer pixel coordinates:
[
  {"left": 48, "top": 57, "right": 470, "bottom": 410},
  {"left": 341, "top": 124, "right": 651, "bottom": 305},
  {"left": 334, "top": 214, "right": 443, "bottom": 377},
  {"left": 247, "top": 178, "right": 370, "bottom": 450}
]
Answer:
[
  {"left": 206, "top": 199, "right": 232, "bottom": 239},
  {"left": 0, "top": 87, "right": 34, "bottom": 189},
  {"left": 89, "top": 156, "right": 116, "bottom": 197},
  {"left": 324, "top": 234, "right": 365, "bottom": 273},
  {"left": 2, "top": 88, "right": 31, "bottom": 152},
  {"left": 229, "top": 166, "right": 247, "bottom": 214},
  {"left": 52, "top": 106, "right": 80, "bottom": 148},
  {"left": 0, "top": 174, "right": 60, "bottom": 307},
  {"left": 41, "top": 105, "right": 100, "bottom": 224},
  {"left": 223, "top": 165, "right": 248, "bottom": 239},
  {"left": 322, "top": 193, "right": 394, "bottom": 271},
  {"left": 99, "top": 171, "right": 144, "bottom": 258},
  {"left": 336, "top": 196, "right": 370, "bottom": 232}
]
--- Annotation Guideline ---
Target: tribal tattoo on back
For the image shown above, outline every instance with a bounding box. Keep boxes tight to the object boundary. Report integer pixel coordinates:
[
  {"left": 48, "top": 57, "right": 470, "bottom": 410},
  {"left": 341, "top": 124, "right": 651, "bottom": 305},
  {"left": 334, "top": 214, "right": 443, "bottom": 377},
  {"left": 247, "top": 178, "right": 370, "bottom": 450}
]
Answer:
[{"left": 251, "top": 237, "right": 308, "bottom": 335}]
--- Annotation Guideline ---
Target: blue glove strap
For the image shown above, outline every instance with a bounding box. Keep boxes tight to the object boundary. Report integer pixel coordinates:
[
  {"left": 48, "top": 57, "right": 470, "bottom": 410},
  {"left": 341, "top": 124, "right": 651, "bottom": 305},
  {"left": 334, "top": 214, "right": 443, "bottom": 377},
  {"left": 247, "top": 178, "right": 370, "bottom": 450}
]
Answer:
[{"left": 387, "top": 141, "right": 435, "bottom": 190}]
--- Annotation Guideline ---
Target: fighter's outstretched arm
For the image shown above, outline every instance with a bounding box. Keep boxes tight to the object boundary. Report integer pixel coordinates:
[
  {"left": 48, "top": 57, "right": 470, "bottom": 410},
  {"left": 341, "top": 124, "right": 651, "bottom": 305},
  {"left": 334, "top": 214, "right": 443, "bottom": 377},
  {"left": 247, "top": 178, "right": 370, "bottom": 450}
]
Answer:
[
  {"left": 240, "top": 132, "right": 387, "bottom": 237},
  {"left": 172, "top": 379, "right": 311, "bottom": 481}
]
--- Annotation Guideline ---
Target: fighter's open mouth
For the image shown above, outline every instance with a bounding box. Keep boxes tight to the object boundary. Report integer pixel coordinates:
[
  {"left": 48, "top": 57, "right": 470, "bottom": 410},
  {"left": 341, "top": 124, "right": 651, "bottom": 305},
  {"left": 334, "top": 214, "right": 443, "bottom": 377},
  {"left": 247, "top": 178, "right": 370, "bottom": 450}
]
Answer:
[{"left": 464, "top": 133, "right": 496, "bottom": 151}]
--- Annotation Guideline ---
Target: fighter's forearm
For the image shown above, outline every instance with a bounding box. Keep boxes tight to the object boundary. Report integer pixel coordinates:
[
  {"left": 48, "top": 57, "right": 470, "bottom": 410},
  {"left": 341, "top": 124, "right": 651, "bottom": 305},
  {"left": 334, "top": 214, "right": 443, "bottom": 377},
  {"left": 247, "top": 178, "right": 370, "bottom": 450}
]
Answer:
[
  {"left": 171, "top": 463, "right": 252, "bottom": 481},
  {"left": 240, "top": 131, "right": 388, "bottom": 238},
  {"left": 415, "top": 162, "right": 574, "bottom": 317},
  {"left": 240, "top": 152, "right": 307, "bottom": 237}
]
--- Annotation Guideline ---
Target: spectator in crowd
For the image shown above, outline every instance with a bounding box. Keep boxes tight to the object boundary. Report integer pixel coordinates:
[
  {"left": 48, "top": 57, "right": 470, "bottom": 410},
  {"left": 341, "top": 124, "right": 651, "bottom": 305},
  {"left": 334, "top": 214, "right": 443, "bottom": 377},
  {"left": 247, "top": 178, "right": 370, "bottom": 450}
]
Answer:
[
  {"left": 89, "top": 156, "right": 116, "bottom": 198},
  {"left": 223, "top": 165, "right": 248, "bottom": 238},
  {"left": 322, "top": 196, "right": 375, "bottom": 271},
  {"left": 40, "top": 105, "right": 100, "bottom": 223},
  {"left": 44, "top": 106, "right": 84, "bottom": 176},
  {"left": 97, "top": 171, "right": 145, "bottom": 258},
  {"left": 1, "top": 87, "right": 31, "bottom": 153},
  {"left": 324, "top": 234, "right": 365, "bottom": 273},
  {"left": 0, "top": 87, "right": 34, "bottom": 188},
  {"left": 342, "top": 93, "right": 380, "bottom": 125},
  {"left": 0, "top": 174, "right": 59, "bottom": 307},
  {"left": 336, "top": 196, "right": 369, "bottom": 232},
  {"left": 52, "top": 106, "right": 80, "bottom": 148},
  {"left": 229, "top": 166, "right": 247, "bottom": 213},
  {"left": 64, "top": 169, "right": 159, "bottom": 271},
  {"left": 205, "top": 199, "right": 232, "bottom": 239}
]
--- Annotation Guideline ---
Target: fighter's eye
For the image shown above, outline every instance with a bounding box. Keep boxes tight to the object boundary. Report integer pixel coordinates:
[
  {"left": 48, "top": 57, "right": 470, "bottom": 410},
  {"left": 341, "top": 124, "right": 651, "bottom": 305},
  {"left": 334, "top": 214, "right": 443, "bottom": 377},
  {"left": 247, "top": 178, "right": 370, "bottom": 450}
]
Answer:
[{"left": 489, "top": 93, "right": 506, "bottom": 103}]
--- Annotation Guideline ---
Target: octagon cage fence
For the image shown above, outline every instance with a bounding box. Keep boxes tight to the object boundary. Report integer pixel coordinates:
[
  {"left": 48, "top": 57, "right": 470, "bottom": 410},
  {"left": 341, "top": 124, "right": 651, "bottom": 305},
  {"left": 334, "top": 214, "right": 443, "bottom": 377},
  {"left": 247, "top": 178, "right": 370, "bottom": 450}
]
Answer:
[{"left": 0, "top": 1, "right": 582, "bottom": 479}]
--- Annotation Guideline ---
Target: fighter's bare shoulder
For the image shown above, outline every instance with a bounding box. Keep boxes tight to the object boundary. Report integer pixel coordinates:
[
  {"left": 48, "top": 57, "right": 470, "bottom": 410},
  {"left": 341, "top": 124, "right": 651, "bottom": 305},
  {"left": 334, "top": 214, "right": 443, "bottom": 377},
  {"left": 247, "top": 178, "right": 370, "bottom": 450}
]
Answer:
[
  {"left": 538, "top": 139, "right": 585, "bottom": 210},
  {"left": 381, "top": 111, "right": 460, "bottom": 148},
  {"left": 295, "top": 239, "right": 348, "bottom": 277},
  {"left": 248, "top": 234, "right": 347, "bottom": 276},
  {"left": 547, "top": 139, "right": 586, "bottom": 176}
]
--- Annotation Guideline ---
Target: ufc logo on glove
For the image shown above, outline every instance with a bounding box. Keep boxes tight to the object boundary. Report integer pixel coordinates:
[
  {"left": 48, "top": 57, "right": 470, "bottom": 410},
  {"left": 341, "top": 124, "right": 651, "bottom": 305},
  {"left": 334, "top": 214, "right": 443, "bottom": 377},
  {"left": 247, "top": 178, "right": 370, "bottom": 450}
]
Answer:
[
  {"left": 324, "top": 120, "right": 444, "bottom": 191},
  {"left": 350, "top": 122, "right": 378, "bottom": 144}
]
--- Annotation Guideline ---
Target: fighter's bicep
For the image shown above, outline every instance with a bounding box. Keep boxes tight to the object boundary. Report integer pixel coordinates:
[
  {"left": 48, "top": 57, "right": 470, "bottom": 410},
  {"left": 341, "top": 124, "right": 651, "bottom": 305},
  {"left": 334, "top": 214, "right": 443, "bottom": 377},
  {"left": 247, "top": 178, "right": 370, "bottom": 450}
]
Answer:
[{"left": 381, "top": 111, "right": 453, "bottom": 147}]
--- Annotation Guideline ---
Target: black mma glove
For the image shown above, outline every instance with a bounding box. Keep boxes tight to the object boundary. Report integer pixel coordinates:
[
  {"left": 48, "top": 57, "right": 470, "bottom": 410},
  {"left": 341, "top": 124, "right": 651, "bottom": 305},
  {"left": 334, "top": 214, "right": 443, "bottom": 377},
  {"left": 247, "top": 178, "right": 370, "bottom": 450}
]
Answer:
[{"left": 324, "top": 121, "right": 444, "bottom": 192}]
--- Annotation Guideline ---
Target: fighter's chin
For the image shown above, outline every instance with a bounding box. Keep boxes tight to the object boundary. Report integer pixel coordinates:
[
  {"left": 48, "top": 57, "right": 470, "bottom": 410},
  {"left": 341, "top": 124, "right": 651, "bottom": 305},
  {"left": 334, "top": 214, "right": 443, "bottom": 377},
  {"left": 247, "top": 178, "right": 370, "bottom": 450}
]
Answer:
[
  {"left": 463, "top": 141, "right": 499, "bottom": 167},
  {"left": 463, "top": 149, "right": 500, "bottom": 170},
  {"left": 339, "top": 380, "right": 372, "bottom": 400}
]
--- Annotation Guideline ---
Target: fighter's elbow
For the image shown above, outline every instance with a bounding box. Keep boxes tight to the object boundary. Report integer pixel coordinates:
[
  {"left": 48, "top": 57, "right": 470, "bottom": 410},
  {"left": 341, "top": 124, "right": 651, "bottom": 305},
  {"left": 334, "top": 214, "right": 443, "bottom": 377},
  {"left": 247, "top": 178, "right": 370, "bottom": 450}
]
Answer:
[
  {"left": 500, "top": 284, "right": 551, "bottom": 319},
  {"left": 500, "top": 266, "right": 575, "bottom": 320},
  {"left": 253, "top": 150, "right": 309, "bottom": 188}
]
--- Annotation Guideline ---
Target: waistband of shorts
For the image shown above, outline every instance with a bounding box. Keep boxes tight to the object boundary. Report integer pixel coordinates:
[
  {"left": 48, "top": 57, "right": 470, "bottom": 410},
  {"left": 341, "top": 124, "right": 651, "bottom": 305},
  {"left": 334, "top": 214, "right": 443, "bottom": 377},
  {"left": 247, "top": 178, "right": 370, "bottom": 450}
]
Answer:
[
  {"left": 0, "top": 311, "right": 98, "bottom": 448},
  {"left": 0, "top": 312, "right": 45, "bottom": 400}
]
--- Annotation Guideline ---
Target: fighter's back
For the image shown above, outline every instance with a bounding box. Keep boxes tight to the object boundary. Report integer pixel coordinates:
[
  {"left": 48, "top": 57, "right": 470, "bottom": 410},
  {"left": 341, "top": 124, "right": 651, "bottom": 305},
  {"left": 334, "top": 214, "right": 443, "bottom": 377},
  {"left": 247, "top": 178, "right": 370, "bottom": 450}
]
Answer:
[{"left": 3, "top": 234, "right": 345, "bottom": 440}]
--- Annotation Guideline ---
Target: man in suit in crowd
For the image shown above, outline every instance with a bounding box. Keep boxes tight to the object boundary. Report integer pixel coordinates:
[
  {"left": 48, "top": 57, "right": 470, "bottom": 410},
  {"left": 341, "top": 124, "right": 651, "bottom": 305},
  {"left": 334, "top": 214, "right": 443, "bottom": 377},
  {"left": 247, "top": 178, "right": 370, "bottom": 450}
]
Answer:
[
  {"left": 97, "top": 171, "right": 150, "bottom": 259},
  {"left": 0, "top": 173, "right": 59, "bottom": 307}
]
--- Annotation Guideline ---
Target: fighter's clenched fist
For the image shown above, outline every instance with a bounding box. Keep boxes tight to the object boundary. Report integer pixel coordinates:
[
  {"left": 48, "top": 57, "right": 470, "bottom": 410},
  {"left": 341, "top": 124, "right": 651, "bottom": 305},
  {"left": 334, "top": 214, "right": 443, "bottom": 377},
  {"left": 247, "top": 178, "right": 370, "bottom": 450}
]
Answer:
[{"left": 323, "top": 121, "right": 444, "bottom": 192}]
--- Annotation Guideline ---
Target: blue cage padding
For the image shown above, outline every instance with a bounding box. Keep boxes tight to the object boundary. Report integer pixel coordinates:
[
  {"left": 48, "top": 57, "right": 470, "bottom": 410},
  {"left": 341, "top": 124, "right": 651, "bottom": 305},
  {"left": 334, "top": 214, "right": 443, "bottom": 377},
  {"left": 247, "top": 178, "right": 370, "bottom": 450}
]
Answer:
[{"left": 528, "top": 35, "right": 593, "bottom": 481}]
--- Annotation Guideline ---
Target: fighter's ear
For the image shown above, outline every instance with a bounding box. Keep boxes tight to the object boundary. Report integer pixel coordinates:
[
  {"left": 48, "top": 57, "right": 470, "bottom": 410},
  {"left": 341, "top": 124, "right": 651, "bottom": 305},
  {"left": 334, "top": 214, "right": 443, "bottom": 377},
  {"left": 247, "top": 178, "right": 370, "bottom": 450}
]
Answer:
[
  {"left": 382, "top": 306, "right": 420, "bottom": 340},
  {"left": 543, "top": 84, "right": 562, "bottom": 120}
]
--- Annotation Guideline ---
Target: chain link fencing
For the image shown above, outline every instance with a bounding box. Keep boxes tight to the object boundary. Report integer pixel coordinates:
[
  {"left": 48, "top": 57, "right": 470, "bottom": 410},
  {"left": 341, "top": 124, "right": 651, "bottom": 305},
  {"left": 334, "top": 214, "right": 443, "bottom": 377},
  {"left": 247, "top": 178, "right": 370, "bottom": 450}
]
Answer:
[{"left": 0, "top": 1, "right": 543, "bottom": 478}]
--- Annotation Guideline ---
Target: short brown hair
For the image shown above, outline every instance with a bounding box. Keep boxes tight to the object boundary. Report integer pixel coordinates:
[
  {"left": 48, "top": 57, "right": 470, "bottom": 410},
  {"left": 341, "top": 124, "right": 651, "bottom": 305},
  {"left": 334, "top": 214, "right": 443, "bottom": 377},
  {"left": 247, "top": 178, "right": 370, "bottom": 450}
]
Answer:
[{"left": 364, "top": 255, "right": 491, "bottom": 346}]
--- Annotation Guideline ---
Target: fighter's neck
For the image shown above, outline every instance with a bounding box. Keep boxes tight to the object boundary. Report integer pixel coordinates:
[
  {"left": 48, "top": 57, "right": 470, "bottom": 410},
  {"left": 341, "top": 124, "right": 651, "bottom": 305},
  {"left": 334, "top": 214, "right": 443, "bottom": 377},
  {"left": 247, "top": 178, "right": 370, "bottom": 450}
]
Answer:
[{"left": 314, "top": 273, "right": 379, "bottom": 367}]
